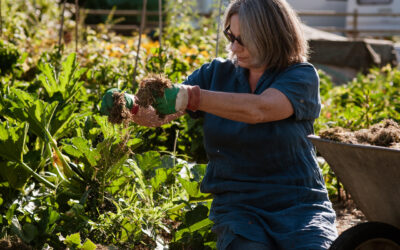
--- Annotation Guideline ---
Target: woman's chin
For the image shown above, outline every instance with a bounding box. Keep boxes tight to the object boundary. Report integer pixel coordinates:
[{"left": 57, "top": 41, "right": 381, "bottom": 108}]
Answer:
[{"left": 237, "top": 60, "right": 249, "bottom": 68}]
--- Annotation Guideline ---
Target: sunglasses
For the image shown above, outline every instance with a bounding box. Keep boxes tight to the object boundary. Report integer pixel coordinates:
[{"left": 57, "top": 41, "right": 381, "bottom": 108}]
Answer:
[{"left": 223, "top": 25, "right": 244, "bottom": 46}]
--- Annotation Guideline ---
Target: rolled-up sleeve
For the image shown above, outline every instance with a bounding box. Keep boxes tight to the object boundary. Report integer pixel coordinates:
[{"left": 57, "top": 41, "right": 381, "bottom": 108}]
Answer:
[
  {"left": 270, "top": 64, "right": 321, "bottom": 121},
  {"left": 183, "top": 59, "right": 221, "bottom": 118}
]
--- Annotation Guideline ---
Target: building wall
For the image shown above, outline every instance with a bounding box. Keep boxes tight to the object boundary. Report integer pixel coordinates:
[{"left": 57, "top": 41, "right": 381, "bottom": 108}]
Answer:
[{"left": 286, "top": 0, "right": 348, "bottom": 29}]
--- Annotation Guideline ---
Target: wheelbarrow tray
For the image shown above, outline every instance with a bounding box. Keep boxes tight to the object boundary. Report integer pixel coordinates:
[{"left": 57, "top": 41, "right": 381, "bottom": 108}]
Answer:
[{"left": 308, "top": 135, "right": 400, "bottom": 228}]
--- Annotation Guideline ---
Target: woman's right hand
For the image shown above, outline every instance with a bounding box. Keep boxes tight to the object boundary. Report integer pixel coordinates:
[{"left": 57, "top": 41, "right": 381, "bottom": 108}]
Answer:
[{"left": 100, "top": 88, "right": 137, "bottom": 116}]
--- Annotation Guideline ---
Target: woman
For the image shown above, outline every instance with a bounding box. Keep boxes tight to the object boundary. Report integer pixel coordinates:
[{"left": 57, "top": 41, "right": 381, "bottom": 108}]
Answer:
[{"left": 101, "top": 0, "right": 338, "bottom": 249}]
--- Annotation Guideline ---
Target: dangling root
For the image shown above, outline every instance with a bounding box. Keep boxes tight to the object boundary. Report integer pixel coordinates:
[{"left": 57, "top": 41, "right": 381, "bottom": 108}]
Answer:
[{"left": 108, "top": 92, "right": 134, "bottom": 125}]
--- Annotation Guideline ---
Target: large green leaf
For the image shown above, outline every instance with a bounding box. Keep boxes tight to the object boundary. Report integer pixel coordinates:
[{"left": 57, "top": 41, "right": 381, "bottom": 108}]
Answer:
[
  {"left": 0, "top": 122, "right": 27, "bottom": 162},
  {"left": 6, "top": 88, "right": 58, "bottom": 139},
  {"left": 62, "top": 137, "right": 100, "bottom": 167},
  {"left": 150, "top": 168, "right": 170, "bottom": 189},
  {"left": 178, "top": 177, "right": 200, "bottom": 198},
  {"left": 38, "top": 62, "right": 58, "bottom": 98},
  {"left": 0, "top": 122, "right": 55, "bottom": 189},
  {"left": 0, "top": 161, "right": 32, "bottom": 190},
  {"left": 50, "top": 103, "right": 79, "bottom": 139},
  {"left": 37, "top": 53, "right": 85, "bottom": 103},
  {"left": 135, "top": 151, "right": 162, "bottom": 172},
  {"left": 174, "top": 218, "right": 213, "bottom": 241}
]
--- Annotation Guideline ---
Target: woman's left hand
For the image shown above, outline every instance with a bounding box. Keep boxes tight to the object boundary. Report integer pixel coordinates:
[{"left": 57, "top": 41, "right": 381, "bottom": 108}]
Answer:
[{"left": 153, "top": 85, "right": 201, "bottom": 114}]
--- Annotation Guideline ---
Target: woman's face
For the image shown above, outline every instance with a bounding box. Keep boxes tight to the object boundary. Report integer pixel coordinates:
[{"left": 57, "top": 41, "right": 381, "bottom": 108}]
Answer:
[{"left": 229, "top": 14, "right": 253, "bottom": 69}]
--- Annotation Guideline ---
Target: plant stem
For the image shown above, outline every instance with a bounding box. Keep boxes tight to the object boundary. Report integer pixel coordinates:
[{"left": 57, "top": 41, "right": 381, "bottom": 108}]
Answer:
[
  {"left": 20, "top": 161, "right": 56, "bottom": 189},
  {"left": 75, "top": 0, "right": 79, "bottom": 53},
  {"left": 58, "top": 0, "right": 67, "bottom": 53},
  {"left": 132, "top": 0, "right": 147, "bottom": 83},
  {"left": 45, "top": 128, "right": 73, "bottom": 178}
]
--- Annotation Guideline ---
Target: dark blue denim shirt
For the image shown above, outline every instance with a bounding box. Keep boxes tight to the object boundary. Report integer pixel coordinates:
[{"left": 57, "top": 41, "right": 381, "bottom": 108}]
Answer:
[{"left": 184, "top": 59, "right": 337, "bottom": 249}]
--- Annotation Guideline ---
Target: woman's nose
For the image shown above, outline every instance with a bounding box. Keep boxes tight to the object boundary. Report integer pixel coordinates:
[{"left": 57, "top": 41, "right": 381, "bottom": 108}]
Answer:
[{"left": 231, "top": 40, "right": 243, "bottom": 53}]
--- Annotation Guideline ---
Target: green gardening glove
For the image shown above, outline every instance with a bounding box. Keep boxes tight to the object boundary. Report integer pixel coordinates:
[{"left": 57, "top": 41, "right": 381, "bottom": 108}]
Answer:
[
  {"left": 100, "top": 88, "right": 135, "bottom": 116},
  {"left": 153, "top": 86, "right": 181, "bottom": 114},
  {"left": 153, "top": 85, "right": 200, "bottom": 115}
]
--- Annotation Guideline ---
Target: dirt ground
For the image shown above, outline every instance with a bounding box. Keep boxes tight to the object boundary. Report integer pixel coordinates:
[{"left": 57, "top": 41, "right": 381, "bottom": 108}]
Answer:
[{"left": 333, "top": 199, "right": 367, "bottom": 235}]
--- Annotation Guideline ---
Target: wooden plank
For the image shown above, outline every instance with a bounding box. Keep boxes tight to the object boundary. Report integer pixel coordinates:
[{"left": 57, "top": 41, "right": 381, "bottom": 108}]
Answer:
[
  {"left": 86, "top": 23, "right": 159, "bottom": 31},
  {"left": 315, "top": 27, "right": 400, "bottom": 34},
  {"left": 297, "top": 11, "right": 400, "bottom": 17},
  {"left": 84, "top": 8, "right": 165, "bottom": 16}
]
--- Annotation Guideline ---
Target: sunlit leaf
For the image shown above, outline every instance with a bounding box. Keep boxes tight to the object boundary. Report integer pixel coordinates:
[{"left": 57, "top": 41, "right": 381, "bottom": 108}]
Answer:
[
  {"left": 65, "top": 232, "right": 82, "bottom": 247},
  {"left": 174, "top": 218, "right": 213, "bottom": 241},
  {"left": 82, "top": 239, "right": 97, "bottom": 250},
  {"left": 63, "top": 137, "right": 100, "bottom": 167},
  {"left": 135, "top": 151, "right": 161, "bottom": 172}
]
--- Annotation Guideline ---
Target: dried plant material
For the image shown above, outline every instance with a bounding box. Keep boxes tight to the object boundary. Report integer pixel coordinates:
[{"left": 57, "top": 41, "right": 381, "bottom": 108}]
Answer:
[
  {"left": 319, "top": 127, "right": 358, "bottom": 144},
  {"left": 320, "top": 119, "right": 400, "bottom": 149},
  {"left": 355, "top": 119, "right": 400, "bottom": 147}
]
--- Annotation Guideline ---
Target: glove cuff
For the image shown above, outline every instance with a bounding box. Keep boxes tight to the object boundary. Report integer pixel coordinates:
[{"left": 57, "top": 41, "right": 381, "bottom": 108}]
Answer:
[
  {"left": 130, "top": 104, "right": 139, "bottom": 115},
  {"left": 130, "top": 95, "right": 139, "bottom": 115},
  {"left": 187, "top": 85, "right": 201, "bottom": 111}
]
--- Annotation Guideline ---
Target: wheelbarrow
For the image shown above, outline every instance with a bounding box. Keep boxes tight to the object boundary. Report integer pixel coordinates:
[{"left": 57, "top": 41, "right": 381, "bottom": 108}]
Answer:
[{"left": 308, "top": 135, "right": 400, "bottom": 250}]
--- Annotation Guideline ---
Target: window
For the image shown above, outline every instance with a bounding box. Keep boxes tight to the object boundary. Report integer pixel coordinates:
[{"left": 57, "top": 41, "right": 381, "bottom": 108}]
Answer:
[{"left": 357, "top": 0, "right": 393, "bottom": 5}]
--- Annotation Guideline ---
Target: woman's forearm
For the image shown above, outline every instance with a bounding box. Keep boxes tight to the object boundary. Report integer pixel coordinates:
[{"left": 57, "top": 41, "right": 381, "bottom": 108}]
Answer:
[{"left": 198, "top": 88, "right": 293, "bottom": 124}]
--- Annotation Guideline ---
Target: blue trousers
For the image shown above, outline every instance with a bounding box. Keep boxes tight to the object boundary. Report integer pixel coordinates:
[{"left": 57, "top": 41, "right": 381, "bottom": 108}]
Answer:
[{"left": 226, "top": 235, "right": 270, "bottom": 250}]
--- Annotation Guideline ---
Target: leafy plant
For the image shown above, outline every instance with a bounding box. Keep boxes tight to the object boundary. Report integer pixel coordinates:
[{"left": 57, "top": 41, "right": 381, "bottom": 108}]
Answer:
[{"left": 0, "top": 41, "right": 21, "bottom": 75}]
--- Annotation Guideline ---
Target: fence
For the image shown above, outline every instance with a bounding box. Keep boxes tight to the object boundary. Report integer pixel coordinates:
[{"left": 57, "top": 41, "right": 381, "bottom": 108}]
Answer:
[
  {"left": 84, "top": 8, "right": 165, "bottom": 31},
  {"left": 80, "top": 9, "right": 400, "bottom": 37}
]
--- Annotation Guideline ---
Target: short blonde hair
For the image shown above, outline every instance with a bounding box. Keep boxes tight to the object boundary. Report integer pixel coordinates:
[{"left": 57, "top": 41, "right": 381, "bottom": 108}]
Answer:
[{"left": 223, "top": 0, "right": 308, "bottom": 71}]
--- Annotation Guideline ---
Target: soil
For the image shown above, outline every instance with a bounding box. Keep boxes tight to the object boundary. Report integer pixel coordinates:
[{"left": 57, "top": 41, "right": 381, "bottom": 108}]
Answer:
[
  {"left": 108, "top": 75, "right": 172, "bottom": 124},
  {"left": 332, "top": 199, "right": 367, "bottom": 235},
  {"left": 0, "top": 236, "right": 32, "bottom": 250},
  {"left": 319, "top": 119, "right": 400, "bottom": 149},
  {"left": 108, "top": 91, "right": 134, "bottom": 124},
  {"left": 135, "top": 75, "right": 172, "bottom": 109}
]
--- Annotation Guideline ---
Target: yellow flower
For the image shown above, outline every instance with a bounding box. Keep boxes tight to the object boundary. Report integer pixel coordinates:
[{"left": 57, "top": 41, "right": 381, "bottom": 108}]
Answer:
[
  {"left": 105, "top": 44, "right": 114, "bottom": 51},
  {"left": 142, "top": 41, "right": 160, "bottom": 52},
  {"left": 179, "top": 45, "right": 198, "bottom": 55},
  {"left": 127, "top": 39, "right": 135, "bottom": 48},
  {"left": 200, "top": 50, "right": 210, "bottom": 58}
]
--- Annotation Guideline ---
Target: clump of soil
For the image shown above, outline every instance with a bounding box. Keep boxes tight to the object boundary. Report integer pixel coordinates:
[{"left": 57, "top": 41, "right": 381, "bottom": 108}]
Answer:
[
  {"left": 108, "top": 91, "right": 134, "bottom": 124},
  {"left": 108, "top": 75, "right": 172, "bottom": 124},
  {"left": 320, "top": 119, "right": 400, "bottom": 149},
  {"left": 136, "top": 75, "right": 172, "bottom": 108},
  {"left": 0, "top": 236, "right": 32, "bottom": 250}
]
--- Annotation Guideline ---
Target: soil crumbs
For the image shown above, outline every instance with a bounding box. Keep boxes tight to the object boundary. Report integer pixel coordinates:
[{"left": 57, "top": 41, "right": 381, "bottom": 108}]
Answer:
[
  {"left": 108, "top": 75, "right": 171, "bottom": 124},
  {"left": 319, "top": 119, "right": 400, "bottom": 149},
  {"left": 333, "top": 199, "right": 367, "bottom": 235},
  {"left": 0, "top": 236, "right": 32, "bottom": 250}
]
